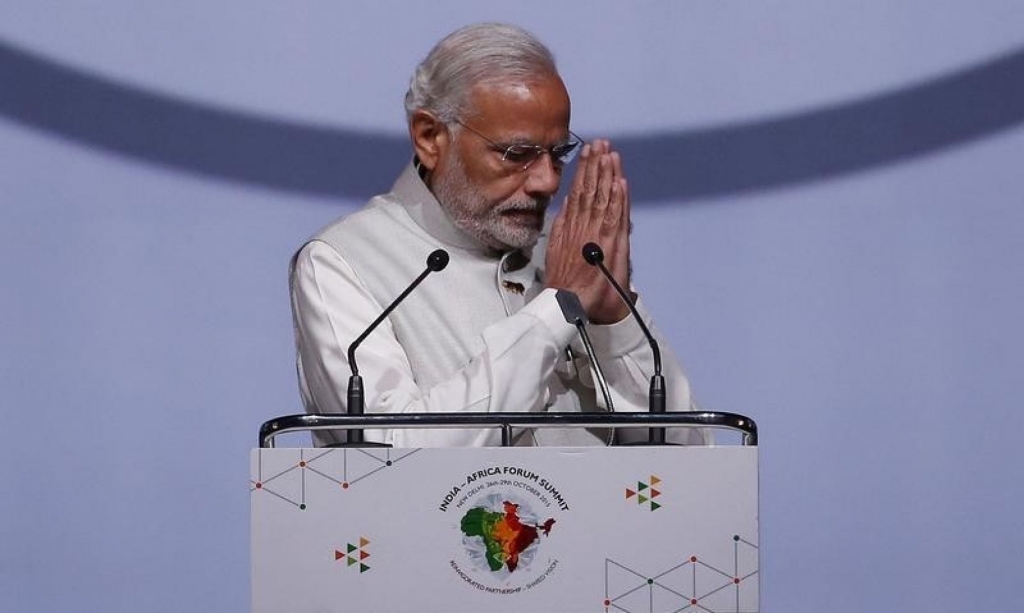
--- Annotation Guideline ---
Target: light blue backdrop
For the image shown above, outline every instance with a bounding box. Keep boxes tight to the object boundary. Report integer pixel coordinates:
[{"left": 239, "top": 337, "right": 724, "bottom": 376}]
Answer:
[{"left": 2, "top": 2, "right": 1022, "bottom": 611}]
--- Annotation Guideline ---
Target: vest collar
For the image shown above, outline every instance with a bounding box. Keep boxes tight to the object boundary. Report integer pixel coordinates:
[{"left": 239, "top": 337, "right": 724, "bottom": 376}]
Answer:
[
  {"left": 390, "top": 161, "right": 491, "bottom": 253},
  {"left": 391, "top": 160, "right": 548, "bottom": 265}
]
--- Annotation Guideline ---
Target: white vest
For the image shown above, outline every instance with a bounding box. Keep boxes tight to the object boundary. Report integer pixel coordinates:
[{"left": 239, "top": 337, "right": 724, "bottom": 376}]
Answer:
[{"left": 296, "top": 164, "right": 607, "bottom": 445}]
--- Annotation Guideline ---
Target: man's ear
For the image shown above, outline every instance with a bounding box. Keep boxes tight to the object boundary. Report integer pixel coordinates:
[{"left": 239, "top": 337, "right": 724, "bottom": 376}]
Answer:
[{"left": 409, "top": 110, "right": 449, "bottom": 172}]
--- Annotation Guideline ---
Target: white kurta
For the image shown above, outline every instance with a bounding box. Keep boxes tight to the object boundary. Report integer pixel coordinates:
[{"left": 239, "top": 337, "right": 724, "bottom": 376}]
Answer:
[{"left": 289, "top": 163, "right": 708, "bottom": 447}]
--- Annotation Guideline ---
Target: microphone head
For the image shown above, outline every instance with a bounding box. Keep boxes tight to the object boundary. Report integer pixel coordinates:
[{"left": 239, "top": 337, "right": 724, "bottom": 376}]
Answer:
[
  {"left": 582, "top": 242, "right": 604, "bottom": 265},
  {"left": 426, "top": 249, "right": 450, "bottom": 272}
]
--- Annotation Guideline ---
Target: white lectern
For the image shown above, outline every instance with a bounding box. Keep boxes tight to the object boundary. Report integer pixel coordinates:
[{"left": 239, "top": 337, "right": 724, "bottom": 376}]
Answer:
[{"left": 251, "top": 412, "right": 759, "bottom": 613}]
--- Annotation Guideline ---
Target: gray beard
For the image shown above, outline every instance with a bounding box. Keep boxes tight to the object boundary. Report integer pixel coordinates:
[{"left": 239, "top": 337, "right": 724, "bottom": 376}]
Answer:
[{"left": 431, "top": 154, "right": 549, "bottom": 251}]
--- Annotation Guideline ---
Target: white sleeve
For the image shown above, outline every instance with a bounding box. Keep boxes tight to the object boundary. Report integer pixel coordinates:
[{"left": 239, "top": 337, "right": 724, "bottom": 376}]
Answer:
[
  {"left": 585, "top": 298, "right": 712, "bottom": 446},
  {"left": 290, "top": 241, "right": 577, "bottom": 447}
]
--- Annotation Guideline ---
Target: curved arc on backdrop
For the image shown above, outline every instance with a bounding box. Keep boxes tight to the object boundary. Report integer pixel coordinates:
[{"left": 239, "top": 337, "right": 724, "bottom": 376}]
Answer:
[{"left": 2, "top": 39, "right": 1023, "bottom": 202}]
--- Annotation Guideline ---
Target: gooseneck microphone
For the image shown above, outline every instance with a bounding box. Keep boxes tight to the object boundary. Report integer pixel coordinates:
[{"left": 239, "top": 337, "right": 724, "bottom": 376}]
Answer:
[
  {"left": 344, "top": 248, "right": 450, "bottom": 446},
  {"left": 582, "top": 242, "right": 666, "bottom": 444},
  {"left": 555, "top": 289, "right": 615, "bottom": 414}
]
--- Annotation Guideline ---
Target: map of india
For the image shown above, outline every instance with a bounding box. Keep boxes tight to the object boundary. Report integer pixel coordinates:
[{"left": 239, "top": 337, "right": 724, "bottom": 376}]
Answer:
[{"left": 461, "top": 501, "right": 556, "bottom": 572}]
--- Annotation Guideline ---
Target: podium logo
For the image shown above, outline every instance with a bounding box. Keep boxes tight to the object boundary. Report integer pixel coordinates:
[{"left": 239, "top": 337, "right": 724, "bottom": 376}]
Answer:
[
  {"left": 460, "top": 498, "right": 555, "bottom": 573},
  {"left": 441, "top": 465, "right": 567, "bottom": 594},
  {"left": 626, "top": 475, "right": 662, "bottom": 511}
]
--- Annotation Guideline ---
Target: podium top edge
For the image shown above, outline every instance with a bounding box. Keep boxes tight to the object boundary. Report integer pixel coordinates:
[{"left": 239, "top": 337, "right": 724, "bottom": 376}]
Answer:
[{"left": 258, "top": 411, "right": 757, "bottom": 448}]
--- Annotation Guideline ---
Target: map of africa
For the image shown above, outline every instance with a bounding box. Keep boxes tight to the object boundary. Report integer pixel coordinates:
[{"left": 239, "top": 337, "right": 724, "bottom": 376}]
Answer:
[{"left": 460, "top": 501, "right": 556, "bottom": 572}]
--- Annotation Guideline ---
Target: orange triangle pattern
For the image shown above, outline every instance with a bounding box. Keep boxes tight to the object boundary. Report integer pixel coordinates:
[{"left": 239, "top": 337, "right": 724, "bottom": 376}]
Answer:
[
  {"left": 337, "top": 536, "right": 371, "bottom": 573},
  {"left": 627, "top": 475, "right": 663, "bottom": 511}
]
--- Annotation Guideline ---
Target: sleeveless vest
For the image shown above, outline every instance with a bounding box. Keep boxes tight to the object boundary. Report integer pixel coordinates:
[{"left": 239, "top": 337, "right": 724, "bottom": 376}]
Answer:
[{"left": 294, "top": 164, "right": 607, "bottom": 446}]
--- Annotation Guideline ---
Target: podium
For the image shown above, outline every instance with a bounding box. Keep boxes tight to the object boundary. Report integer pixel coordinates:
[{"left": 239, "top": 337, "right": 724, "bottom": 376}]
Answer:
[{"left": 251, "top": 412, "right": 759, "bottom": 613}]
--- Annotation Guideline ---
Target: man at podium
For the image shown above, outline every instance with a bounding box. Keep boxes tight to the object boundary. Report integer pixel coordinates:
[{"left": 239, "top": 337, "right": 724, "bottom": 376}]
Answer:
[{"left": 289, "top": 23, "right": 708, "bottom": 448}]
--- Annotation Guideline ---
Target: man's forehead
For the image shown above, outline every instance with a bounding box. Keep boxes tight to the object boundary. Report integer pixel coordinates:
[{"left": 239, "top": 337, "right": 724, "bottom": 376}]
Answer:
[
  {"left": 464, "top": 77, "right": 571, "bottom": 137},
  {"left": 477, "top": 81, "right": 536, "bottom": 101},
  {"left": 468, "top": 75, "right": 567, "bottom": 106}
]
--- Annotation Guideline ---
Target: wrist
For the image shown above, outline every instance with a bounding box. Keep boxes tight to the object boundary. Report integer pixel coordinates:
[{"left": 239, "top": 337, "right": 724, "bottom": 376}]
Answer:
[{"left": 589, "top": 302, "right": 631, "bottom": 325}]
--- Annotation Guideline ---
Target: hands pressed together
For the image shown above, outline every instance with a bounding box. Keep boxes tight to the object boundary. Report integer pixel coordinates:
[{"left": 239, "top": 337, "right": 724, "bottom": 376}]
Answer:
[{"left": 544, "top": 139, "right": 632, "bottom": 324}]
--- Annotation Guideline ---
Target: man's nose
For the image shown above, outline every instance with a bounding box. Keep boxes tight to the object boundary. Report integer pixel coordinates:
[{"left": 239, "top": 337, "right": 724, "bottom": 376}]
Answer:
[{"left": 523, "top": 152, "right": 562, "bottom": 197}]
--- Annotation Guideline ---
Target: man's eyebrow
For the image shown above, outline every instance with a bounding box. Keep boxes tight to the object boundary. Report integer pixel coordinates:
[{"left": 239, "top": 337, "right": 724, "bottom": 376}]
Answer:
[
  {"left": 487, "top": 133, "right": 537, "bottom": 146},
  {"left": 494, "top": 133, "right": 572, "bottom": 147}
]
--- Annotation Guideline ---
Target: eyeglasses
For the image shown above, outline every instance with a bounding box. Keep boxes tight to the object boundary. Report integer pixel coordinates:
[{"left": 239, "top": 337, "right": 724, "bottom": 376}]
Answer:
[{"left": 452, "top": 119, "right": 583, "bottom": 170}]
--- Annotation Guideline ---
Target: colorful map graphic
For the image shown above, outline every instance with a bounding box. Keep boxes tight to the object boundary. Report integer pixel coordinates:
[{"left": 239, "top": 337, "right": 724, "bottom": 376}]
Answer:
[{"left": 460, "top": 501, "right": 555, "bottom": 572}]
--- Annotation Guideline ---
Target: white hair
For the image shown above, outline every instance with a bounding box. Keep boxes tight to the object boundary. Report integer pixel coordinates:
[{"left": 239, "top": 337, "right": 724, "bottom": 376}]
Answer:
[{"left": 404, "top": 23, "right": 558, "bottom": 123}]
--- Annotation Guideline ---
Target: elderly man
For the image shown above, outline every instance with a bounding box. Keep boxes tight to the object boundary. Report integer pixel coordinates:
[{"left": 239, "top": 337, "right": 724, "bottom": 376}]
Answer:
[{"left": 290, "top": 23, "right": 706, "bottom": 447}]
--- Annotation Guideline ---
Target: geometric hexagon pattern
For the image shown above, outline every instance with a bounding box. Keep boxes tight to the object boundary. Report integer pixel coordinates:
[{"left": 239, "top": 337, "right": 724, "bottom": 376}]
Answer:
[
  {"left": 250, "top": 447, "right": 421, "bottom": 510},
  {"left": 604, "top": 535, "right": 759, "bottom": 612}
]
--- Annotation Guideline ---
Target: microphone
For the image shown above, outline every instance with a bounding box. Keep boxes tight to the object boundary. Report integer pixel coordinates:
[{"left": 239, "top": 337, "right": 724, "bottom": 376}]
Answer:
[
  {"left": 581, "top": 242, "right": 666, "bottom": 444},
  {"left": 555, "top": 289, "right": 615, "bottom": 414},
  {"left": 344, "top": 248, "right": 450, "bottom": 446}
]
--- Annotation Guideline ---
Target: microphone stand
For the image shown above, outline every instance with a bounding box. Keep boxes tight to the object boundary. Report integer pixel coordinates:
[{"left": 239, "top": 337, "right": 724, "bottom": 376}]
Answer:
[
  {"left": 582, "top": 243, "right": 666, "bottom": 445},
  {"left": 555, "top": 289, "right": 616, "bottom": 414},
  {"left": 341, "top": 249, "right": 449, "bottom": 446}
]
